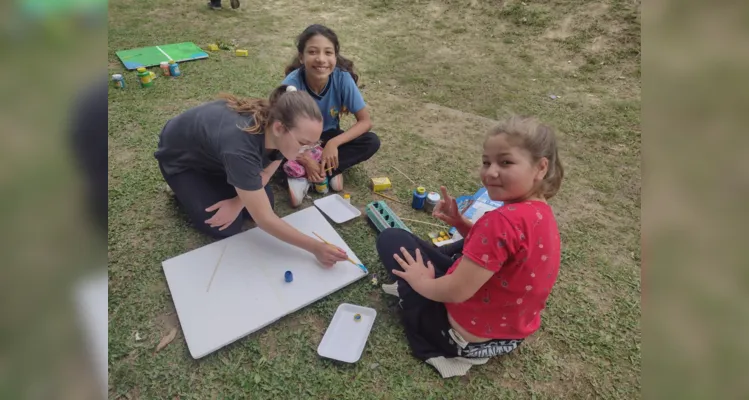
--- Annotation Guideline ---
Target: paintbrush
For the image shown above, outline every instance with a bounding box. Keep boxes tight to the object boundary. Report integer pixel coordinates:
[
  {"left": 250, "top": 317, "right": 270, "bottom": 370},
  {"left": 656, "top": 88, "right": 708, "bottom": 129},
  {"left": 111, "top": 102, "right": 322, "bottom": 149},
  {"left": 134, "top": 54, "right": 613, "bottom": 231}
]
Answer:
[{"left": 312, "top": 232, "right": 368, "bottom": 274}]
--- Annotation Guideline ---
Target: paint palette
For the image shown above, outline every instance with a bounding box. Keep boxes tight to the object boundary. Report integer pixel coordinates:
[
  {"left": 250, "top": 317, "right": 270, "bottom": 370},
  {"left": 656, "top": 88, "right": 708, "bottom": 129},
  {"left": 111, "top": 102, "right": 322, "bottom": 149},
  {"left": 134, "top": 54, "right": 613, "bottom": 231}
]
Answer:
[
  {"left": 317, "top": 303, "right": 377, "bottom": 363},
  {"left": 314, "top": 194, "right": 361, "bottom": 224}
]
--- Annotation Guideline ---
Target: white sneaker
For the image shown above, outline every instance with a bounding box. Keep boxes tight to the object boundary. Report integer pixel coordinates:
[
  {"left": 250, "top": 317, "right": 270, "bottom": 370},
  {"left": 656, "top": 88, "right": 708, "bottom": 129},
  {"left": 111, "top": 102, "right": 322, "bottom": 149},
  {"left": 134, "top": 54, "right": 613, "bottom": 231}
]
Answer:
[
  {"left": 330, "top": 174, "right": 344, "bottom": 192},
  {"left": 288, "top": 177, "right": 310, "bottom": 208},
  {"left": 382, "top": 282, "right": 399, "bottom": 297}
]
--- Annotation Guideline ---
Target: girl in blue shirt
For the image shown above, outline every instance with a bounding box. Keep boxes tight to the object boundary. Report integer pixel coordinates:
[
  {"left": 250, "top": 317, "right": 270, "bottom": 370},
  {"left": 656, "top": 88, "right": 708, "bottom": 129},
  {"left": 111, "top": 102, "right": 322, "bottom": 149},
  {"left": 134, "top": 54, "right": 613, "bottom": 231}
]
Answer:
[{"left": 282, "top": 24, "right": 380, "bottom": 207}]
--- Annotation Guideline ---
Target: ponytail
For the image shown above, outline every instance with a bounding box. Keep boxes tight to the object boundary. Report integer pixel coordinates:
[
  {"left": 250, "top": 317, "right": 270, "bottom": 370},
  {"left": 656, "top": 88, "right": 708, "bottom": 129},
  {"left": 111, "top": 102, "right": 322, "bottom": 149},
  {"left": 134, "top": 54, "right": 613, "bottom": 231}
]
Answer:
[
  {"left": 543, "top": 146, "right": 564, "bottom": 200},
  {"left": 220, "top": 85, "right": 321, "bottom": 134},
  {"left": 488, "top": 116, "right": 564, "bottom": 200}
]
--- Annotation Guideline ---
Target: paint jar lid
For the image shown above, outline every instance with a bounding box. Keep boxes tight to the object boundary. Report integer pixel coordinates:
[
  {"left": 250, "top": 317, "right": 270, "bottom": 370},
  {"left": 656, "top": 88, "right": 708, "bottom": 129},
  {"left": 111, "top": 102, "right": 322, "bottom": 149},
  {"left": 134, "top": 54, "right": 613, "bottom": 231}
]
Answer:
[
  {"left": 160, "top": 61, "right": 169, "bottom": 66},
  {"left": 112, "top": 74, "right": 122, "bottom": 79},
  {"left": 416, "top": 186, "right": 426, "bottom": 194},
  {"left": 343, "top": 193, "right": 351, "bottom": 199},
  {"left": 168, "top": 60, "right": 176, "bottom": 64},
  {"left": 136, "top": 67, "right": 146, "bottom": 72},
  {"left": 427, "top": 192, "right": 441, "bottom": 202}
]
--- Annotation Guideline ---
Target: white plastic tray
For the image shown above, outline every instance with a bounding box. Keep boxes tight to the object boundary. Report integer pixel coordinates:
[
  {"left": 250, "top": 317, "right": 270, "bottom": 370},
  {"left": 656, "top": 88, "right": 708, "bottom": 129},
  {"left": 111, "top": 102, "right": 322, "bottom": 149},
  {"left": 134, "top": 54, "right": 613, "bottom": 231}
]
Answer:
[
  {"left": 317, "top": 303, "right": 377, "bottom": 363},
  {"left": 314, "top": 194, "right": 361, "bottom": 224}
]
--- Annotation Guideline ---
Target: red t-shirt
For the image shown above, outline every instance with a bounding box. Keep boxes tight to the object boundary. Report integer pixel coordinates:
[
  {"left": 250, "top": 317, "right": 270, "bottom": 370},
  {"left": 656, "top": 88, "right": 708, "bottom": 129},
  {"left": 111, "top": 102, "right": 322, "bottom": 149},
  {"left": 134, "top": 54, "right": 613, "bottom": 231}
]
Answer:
[{"left": 445, "top": 201, "right": 561, "bottom": 340}]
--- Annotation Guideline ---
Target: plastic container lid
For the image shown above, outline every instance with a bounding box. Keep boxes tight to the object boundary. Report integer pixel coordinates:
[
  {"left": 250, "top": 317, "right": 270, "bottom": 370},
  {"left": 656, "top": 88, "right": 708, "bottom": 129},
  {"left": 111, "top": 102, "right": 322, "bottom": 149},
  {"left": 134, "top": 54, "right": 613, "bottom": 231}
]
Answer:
[
  {"left": 112, "top": 74, "right": 122, "bottom": 79},
  {"left": 160, "top": 61, "right": 169, "bottom": 66},
  {"left": 427, "top": 192, "right": 441, "bottom": 202},
  {"left": 136, "top": 67, "right": 146, "bottom": 72},
  {"left": 168, "top": 60, "right": 176, "bottom": 64},
  {"left": 343, "top": 193, "right": 351, "bottom": 199},
  {"left": 416, "top": 186, "right": 426, "bottom": 194}
]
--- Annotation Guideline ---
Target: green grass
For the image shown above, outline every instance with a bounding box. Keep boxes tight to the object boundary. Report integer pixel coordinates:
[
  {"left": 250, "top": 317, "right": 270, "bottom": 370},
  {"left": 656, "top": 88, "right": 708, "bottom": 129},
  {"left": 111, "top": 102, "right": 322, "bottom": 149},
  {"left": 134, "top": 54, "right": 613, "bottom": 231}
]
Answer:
[{"left": 108, "top": 0, "right": 641, "bottom": 398}]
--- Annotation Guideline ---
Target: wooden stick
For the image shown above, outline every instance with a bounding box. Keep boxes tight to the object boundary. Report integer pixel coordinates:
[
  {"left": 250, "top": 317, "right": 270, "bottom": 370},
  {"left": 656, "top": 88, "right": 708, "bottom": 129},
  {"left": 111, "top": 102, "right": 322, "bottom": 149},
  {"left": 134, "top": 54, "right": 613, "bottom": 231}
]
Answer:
[
  {"left": 399, "top": 218, "right": 448, "bottom": 228},
  {"left": 392, "top": 166, "right": 417, "bottom": 186},
  {"left": 373, "top": 191, "right": 407, "bottom": 205},
  {"left": 206, "top": 242, "right": 229, "bottom": 292}
]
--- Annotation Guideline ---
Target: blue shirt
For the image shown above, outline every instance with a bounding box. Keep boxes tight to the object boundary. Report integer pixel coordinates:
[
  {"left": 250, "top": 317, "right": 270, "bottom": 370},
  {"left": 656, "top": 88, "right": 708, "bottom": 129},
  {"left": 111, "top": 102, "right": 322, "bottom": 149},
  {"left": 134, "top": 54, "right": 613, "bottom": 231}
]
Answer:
[{"left": 282, "top": 67, "right": 366, "bottom": 132}]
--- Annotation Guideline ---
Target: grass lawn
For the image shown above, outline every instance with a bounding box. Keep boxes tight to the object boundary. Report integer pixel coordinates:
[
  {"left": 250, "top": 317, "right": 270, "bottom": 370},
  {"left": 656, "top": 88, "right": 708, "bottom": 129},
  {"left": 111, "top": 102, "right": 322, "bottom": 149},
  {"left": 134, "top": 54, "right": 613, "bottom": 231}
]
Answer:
[{"left": 108, "top": 0, "right": 641, "bottom": 398}]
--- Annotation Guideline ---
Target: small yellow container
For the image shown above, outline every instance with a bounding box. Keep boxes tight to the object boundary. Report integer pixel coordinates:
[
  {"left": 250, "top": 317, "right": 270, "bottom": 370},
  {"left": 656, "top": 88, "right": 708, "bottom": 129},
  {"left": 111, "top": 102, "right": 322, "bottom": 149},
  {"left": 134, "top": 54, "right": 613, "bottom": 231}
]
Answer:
[
  {"left": 207, "top": 44, "right": 219, "bottom": 51},
  {"left": 235, "top": 49, "right": 249, "bottom": 57},
  {"left": 439, "top": 231, "right": 448, "bottom": 238},
  {"left": 370, "top": 177, "right": 392, "bottom": 192}
]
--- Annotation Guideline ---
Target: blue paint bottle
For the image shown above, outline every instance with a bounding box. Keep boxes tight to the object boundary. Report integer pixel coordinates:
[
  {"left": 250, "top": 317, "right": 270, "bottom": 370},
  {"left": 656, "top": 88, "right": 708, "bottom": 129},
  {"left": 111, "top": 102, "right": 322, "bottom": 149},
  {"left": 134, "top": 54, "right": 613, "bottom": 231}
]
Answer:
[
  {"left": 284, "top": 271, "right": 293, "bottom": 283},
  {"left": 168, "top": 60, "right": 181, "bottom": 77},
  {"left": 412, "top": 186, "right": 427, "bottom": 210}
]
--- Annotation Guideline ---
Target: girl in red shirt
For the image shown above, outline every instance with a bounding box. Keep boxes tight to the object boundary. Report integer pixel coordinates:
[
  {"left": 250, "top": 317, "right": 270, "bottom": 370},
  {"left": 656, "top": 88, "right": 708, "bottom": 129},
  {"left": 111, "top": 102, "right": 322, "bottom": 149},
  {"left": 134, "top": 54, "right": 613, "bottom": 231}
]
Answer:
[{"left": 376, "top": 116, "right": 564, "bottom": 365}]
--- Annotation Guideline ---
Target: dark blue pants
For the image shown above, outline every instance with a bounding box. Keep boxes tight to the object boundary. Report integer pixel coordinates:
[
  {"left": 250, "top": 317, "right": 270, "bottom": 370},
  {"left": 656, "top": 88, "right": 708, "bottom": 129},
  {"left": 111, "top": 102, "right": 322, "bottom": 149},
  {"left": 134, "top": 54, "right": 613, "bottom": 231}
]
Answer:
[{"left": 159, "top": 163, "right": 274, "bottom": 239}]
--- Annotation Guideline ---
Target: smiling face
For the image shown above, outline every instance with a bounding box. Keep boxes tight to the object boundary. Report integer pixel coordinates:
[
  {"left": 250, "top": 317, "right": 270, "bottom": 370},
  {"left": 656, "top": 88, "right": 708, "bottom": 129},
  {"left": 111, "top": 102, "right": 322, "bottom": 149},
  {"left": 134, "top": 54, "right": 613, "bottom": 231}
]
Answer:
[
  {"left": 300, "top": 34, "right": 337, "bottom": 84},
  {"left": 481, "top": 133, "right": 549, "bottom": 203}
]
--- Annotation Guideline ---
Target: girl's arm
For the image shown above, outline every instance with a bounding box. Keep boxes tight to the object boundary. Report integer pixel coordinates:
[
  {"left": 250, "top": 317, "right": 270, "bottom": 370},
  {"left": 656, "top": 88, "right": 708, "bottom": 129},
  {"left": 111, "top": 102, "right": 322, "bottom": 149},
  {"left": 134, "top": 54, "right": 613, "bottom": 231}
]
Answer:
[
  {"left": 237, "top": 188, "right": 320, "bottom": 251},
  {"left": 234, "top": 187, "right": 347, "bottom": 267},
  {"left": 392, "top": 249, "right": 494, "bottom": 303},
  {"left": 412, "top": 258, "right": 494, "bottom": 303},
  {"left": 260, "top": 159, "right": 282, "bottom": 187},
  {"left": 325, "top": 107, "right": 372, "bottom": 147}
]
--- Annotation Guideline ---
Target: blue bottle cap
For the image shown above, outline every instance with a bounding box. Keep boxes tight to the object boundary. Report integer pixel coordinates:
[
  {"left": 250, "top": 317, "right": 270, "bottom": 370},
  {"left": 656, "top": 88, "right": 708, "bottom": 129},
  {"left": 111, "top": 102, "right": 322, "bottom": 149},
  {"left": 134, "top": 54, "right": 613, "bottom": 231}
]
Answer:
[{"left": 284, "top": 270, "right": 293, "bottom": 282}]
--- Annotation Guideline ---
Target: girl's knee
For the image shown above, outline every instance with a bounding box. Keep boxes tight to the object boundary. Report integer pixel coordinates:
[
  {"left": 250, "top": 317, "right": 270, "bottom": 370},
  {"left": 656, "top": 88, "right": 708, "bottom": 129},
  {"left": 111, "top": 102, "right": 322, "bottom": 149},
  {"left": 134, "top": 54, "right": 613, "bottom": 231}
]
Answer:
[
  {"left": 376, "top": 228, "right": 414, "bottom": 254},
  {"left": 363, "top": 132, "right": 381, "bottom": 156},
  {"left": 198, "top": 219, "right": 243, "bottom": 239}
]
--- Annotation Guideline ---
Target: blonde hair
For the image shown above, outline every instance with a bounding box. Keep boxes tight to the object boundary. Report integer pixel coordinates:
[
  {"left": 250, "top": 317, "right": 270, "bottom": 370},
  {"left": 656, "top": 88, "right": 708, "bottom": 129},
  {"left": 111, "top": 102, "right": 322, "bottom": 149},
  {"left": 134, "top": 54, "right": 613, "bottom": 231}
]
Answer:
[
  {"left": 488, "top": 116, "right": 564, "bottom": 199},
  {"left": 218, "top": 85, "right": 322, "bottom": 134}
]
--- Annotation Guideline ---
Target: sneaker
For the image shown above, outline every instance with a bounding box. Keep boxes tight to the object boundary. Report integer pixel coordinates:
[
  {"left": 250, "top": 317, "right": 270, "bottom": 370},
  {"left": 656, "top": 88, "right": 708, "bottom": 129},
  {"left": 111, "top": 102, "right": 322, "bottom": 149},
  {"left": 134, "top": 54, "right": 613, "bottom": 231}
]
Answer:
[
  {"left": 288, "top": 177, "right": 310, "bottom": 208},
  {"left": 382, "top": 282, "right": 399, "bottom": 297},
  {"left": 330, "top": 174, "right": 344, "bottom": 192},
  {"left": 230, "top": 0, "right": 240, "bottom": 8}
]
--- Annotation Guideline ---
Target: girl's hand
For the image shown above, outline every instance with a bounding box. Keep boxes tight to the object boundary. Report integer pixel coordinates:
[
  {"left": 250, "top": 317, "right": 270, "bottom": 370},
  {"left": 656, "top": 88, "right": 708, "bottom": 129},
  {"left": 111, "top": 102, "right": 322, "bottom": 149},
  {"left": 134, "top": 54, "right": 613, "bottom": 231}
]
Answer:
[
  {"left": 433, "top": 186, "right": 463, "bottom": 226},
  {"left": 313, "top": 242, "right": 348, "bottom": 268},
  {"left": 321, "top": 143, "right": 339, "bottom": 173},
  {"left": 301, "top": 157, "right": 325, "bottom": 182},
  {"left": 205, "top": 197, "right": 244, "bottom": 230},
  {"left": 392, "top": 248, "right": 435, "bottom": 285}
]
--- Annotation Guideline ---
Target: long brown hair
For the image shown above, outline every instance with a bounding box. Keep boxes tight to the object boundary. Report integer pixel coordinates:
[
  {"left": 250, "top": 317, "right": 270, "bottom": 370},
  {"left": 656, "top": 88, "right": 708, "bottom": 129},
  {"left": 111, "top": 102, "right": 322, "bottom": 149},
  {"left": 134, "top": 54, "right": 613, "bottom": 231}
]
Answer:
[
  {"left": 283, "top": 24, "right": 359, "bottom": 85},
  {"left": 487, "top": 116, "right": 564, "bottom": 199},
  {"left": 218, "top": 85, "right": 322, "bottom": 134}
]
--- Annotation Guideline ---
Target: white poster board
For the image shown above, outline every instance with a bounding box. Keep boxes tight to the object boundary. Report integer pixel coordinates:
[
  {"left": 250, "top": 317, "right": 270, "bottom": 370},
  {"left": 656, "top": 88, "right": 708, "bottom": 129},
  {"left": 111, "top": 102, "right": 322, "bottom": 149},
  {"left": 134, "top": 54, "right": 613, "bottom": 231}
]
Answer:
[{"left": 162, "top": 207, "right": 367, "bottom": 359}]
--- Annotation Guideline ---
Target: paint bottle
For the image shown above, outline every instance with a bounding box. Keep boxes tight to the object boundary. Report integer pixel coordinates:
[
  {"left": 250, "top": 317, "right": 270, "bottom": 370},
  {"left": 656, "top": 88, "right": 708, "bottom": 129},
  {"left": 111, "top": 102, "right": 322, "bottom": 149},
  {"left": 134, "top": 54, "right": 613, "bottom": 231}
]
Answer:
[
  {"left": 160, "top": 61, "right": 171, "bottom": 77},
  {"left": 314, "top": 177, "right": 329, "bottom": 194},
  {"left": 411, "top": 186, "right": 427, "bottom": 210},
  {"left": 424, "top": 192, "right": 441, "bottom": 214},
  {"left": 111, "top": 74, "right": 125, "bottom": 89},
  {"left": 168, "top": 60, "right": 181, "bottom": 77},
  {"left": 284, "top": 271, "right": 293, "bottom": 283},
  {"left": 343, "top": 193, "right": 351, "bottom": 203},
  {"left": 136, "top": 67, "right": 153, "bottom": 88}
]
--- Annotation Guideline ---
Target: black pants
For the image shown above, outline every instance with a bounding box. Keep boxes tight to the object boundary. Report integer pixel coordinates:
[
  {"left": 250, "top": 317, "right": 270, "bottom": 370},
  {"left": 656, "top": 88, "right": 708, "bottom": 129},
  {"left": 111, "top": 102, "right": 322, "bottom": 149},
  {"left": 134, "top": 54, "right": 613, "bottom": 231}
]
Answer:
[
  {"left": 376, "top": 228, "right": 523, "bottom": 360},
  {"left": 159, "top": 163, "right": 274, "bottom": 239},
  {"left": 321, "top": 128, "right": 380, "bottom": 175},
  {"left": 281, "top": 128, "right": 380, "bottom": 178}
]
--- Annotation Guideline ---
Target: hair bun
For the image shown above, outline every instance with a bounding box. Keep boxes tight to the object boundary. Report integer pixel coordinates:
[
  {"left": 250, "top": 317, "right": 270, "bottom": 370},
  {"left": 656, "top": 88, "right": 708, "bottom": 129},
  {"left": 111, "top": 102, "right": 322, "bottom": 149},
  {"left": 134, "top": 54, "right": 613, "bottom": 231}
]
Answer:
[{"left": 285, "top": 85, "right": 298, "bottom": 92}]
